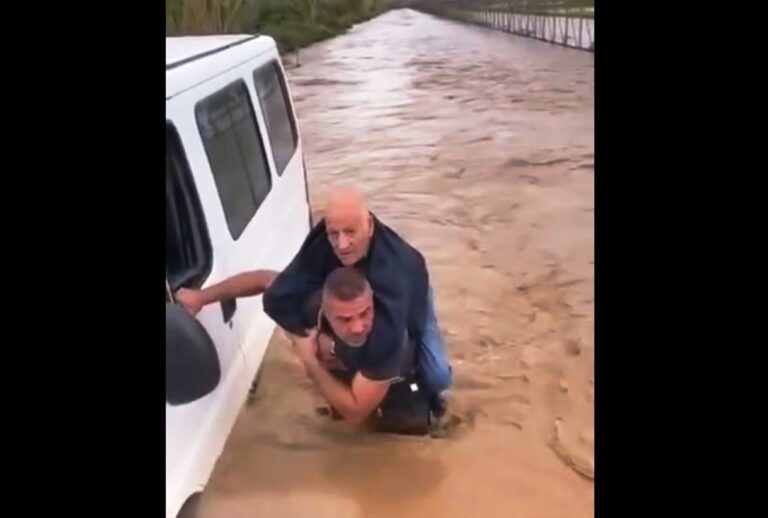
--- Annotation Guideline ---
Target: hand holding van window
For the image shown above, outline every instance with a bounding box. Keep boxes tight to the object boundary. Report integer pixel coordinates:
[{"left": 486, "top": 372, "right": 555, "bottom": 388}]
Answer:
[
  {"left": 173, "top": 270, "right": 280, "bottom": 316},
  {"left": 175, "top": 288, "right": 205, "bottom": 315}
]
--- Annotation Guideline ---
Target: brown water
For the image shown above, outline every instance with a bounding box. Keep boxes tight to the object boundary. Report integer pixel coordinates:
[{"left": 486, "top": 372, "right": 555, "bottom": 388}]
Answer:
[{"left": 195, "top": 9, "right": 594, "bottom": 518}]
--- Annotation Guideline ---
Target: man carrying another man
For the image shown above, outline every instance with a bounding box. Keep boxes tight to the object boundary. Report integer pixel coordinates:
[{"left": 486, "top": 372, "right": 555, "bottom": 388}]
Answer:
[{"left": 175, "top": 187, "right": 452, "bottom": 429}]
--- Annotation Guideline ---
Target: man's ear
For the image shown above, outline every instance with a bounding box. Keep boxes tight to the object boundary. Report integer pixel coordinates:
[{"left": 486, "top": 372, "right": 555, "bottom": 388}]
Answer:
[{"left": 368, "top": 213, "right": 374, "bottom": 238}]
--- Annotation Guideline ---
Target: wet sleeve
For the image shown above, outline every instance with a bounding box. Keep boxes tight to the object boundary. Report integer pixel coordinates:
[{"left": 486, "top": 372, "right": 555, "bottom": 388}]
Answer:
[{"left": 263, "top": 226, "right": 328, "bottom": 337}]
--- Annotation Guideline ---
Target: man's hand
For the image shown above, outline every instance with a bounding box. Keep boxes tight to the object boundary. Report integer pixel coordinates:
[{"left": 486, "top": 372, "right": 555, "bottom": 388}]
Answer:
[
  {"left": 317, "top": 333, "right": 346, "bottom": 371},
  {"left": 173, "top": 270, "right": 279, "bottom": 316},
  {"left": 291, "top": 328, "right": 320, "bottom": 367},
  {"left": 292, "top": 330, "right": 345, "bottom": 371},
  {"left": 175, "top": 288, "right": 205, "bottom": 315}
]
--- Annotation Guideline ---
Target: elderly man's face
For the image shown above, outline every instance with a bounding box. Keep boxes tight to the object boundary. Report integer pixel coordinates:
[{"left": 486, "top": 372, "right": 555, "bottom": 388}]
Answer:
[
  {"left": 325, "top": 205, "right": 373, "bottom": 266},
  {"left": 323, "top": 288, "right": 374, "bottom": 346}
]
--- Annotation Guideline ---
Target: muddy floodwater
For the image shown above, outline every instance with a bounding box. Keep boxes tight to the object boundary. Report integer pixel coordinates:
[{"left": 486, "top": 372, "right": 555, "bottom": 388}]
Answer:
[{"left": 195, "top": 8, "right": 594, "bottom": 518}]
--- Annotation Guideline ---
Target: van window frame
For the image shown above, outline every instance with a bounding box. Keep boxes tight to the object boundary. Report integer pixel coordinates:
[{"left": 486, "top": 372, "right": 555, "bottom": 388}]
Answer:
[
  {"left": 166, "top": 122, "right": 213, "bottom": 292},
  {"left": 194, "top": 78, "right": 273, "bottom": 240},
  {"left": 252, "top": 60, "right": 299, "bottom": 177}
]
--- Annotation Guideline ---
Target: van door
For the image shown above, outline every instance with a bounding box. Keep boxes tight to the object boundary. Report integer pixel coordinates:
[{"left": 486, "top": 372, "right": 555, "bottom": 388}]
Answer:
[
  {"left": 166, "top": 121, "right": 245, "bottom": 375},
  {"left": 225, "top": 57, "right": 313, "bottom": 375},
  {"left": 189, "top": 75, "right": 284, "bottom": 378},
  {"left": 165, "top": 122, "right": 249, "bottom": 510}
]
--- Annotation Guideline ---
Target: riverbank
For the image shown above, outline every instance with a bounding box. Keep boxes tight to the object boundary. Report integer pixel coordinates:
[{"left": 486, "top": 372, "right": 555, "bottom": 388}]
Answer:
[{"left": 166, "top": 0, "right": 396, "bottom": 53}]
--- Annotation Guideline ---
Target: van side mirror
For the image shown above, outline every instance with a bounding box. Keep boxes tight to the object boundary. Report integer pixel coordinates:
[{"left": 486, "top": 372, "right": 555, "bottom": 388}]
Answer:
[{"left": 166, "top": 303, "right": 221, "bottom": 405}]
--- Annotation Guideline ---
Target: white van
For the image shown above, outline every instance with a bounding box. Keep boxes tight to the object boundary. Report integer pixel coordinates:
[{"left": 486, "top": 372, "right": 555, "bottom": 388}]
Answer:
[{"left": 165, "top": 35, "right": 311, "bottom": 518}]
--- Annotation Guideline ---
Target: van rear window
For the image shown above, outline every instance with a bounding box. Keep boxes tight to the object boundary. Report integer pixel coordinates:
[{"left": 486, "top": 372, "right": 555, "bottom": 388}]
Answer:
[
  {"left": 195, "top": 80, "right": 272, "bottom": 240},
  {"left": 253, "top": 61, "right": 298, "bottom": 176}
]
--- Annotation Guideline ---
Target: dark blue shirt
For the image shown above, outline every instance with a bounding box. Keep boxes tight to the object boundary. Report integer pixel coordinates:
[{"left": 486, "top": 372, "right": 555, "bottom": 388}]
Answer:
[
  {"left": 263, "top": 213, "right": 429, "bottom": 381},
  {"left": 319, "top": 314, "right": 417, "bottom": 383}
]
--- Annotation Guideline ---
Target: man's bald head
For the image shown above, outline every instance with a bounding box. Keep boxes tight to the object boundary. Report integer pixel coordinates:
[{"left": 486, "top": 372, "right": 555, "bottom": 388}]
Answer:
[
  {"left": 324, "top": 187, "right": 374, "bottom": 266},
  {"left": 325, "top": 187, "right": 368, "bottom": 219}
]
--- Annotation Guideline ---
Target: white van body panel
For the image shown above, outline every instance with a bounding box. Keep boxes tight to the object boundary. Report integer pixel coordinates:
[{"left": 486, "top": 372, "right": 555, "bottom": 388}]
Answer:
[{"left": 165, "top": 34, "right": 311, "bottom": 518}]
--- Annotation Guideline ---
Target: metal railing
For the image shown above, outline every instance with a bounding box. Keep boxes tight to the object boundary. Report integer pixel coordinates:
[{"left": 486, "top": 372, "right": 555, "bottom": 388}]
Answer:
[
  {"left": 410, "top": 1, "right": 594, "bottom": 52},
  {"left": 472, "top": 9, "right": 593, "bottom": 51}
]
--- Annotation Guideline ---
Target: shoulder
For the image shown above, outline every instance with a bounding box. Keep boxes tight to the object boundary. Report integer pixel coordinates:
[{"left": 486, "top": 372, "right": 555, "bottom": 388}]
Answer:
[
  {"left": 295, "top": 219, "right": 334, "bottom": 266},
  {"left": 303, "top": 219, "right": 329, "bottom": 250},
  {"left": 370, "top": 214, "right": 427, "bottom": 269}
]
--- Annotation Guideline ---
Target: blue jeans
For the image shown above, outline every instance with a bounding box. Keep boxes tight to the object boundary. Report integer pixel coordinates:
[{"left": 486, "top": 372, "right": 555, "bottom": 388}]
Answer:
[{"left": 418, "top": 287, "right": 453, "bottom": 396}]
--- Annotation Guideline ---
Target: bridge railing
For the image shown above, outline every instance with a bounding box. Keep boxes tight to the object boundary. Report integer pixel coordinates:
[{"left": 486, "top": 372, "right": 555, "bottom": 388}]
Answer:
[{"left": 410, "top": 1, "right": 594, "bottom": 52}]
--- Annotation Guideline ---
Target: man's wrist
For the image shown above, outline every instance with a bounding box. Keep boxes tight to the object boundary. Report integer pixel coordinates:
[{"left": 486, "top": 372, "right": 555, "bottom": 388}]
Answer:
[
  {"left": 301, "top": 352, "right": 320, "bottom": 368},
  {"left": 301, "top": 354, "right": 324, "bottom": 380},
  {"left": 199, "top": 286, "right": 220, "bottom": 306}
]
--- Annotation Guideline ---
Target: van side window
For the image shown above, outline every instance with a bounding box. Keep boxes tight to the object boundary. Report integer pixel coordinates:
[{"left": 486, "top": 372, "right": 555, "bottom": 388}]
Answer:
[
  {"left": 166, "top": 124, "right": 212, "bottom": 292},
  {"left": 253, "top": 61, "right": 298, "bottom": 176},
  {"left": 195, "top": 80, "right": 272, "bottom": 239}
]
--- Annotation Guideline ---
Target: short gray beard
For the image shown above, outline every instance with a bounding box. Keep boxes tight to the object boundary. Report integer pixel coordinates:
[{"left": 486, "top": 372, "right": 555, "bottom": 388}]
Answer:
[{"left": 345, "top": 336, "right": 366, "bottom": 348}]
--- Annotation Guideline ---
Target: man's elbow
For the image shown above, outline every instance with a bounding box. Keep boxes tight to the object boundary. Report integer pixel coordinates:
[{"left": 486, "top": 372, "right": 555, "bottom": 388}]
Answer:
[
  {"left": 262, "top": 287, "right": 277, "bottom": 319},
  {"left": 343, "top": 415, "right": 369, "bottom": 427},
  {"left": 340, "top": 408, "right": 373, "bottom": 426}
]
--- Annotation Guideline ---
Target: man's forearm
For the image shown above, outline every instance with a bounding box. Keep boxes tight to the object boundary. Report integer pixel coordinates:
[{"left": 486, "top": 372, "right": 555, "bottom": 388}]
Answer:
[
  {"left": 302, "top": 358, "right": 366, "bottom": 424},
  {"left": 201, "top": 270, "right": 278, "bottom": 306}
]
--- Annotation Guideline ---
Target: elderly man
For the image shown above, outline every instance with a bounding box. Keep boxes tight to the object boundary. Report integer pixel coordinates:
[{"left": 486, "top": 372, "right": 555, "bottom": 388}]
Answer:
[{"left": 176, "top": 187, "right": 452, "bottom": 415}]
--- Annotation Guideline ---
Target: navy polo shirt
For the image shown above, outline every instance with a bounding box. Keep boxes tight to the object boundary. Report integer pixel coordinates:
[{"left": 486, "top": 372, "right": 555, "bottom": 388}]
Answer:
[
  {"left": 263, "top": 213, "right": 430, "bottom": 381},
  {"left": 318, "top": 313, "right": 417, "bottom": 383}
]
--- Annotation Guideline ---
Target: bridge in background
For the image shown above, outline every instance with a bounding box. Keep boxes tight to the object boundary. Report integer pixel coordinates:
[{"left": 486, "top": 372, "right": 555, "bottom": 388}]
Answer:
[{"left": 410, "top": 0, "right": 594, "bottom": 52}]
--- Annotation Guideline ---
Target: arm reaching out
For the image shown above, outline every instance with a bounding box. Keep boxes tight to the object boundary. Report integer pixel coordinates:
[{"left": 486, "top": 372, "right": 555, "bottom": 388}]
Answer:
[{"left": 175, "top": 269, "right": 279, "bottom": 315}]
